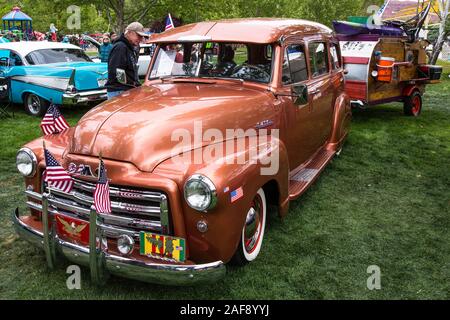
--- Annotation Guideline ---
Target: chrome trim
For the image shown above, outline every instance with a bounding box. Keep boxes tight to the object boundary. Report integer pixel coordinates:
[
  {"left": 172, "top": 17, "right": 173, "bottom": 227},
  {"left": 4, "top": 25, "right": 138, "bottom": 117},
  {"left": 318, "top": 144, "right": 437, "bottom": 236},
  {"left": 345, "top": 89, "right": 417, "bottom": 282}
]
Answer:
[
  {"left": 25, "top": 190, "right": 162, "bottom": 233},
  {"left": 73, "top": 178, "right": 163, "bottom": 202},
  {"left": 16, "top": 148, "right": 37, "bottom": 178},
  {"left": 160, "top": 194, "right": 170, "bottom": 234},
  {"left": 49, "top": 186, "right": 161, "bottom": 217},
  {"left": 184, "top": 174, "right": 218, "bottom": 212},
  {"left": 62, "top": 89, "right": 107, "bottom": 105},
  {"left": 13, "top": 209, "right": 226, "bottom": 285}
]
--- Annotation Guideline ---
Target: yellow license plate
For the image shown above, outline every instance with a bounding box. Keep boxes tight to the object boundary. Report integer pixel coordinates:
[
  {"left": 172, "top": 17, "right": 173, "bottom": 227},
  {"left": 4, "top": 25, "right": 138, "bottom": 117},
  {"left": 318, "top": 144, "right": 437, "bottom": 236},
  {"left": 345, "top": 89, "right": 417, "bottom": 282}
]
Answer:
[{"left": 140, "top": 232, "right": 186, "bottom": 262}]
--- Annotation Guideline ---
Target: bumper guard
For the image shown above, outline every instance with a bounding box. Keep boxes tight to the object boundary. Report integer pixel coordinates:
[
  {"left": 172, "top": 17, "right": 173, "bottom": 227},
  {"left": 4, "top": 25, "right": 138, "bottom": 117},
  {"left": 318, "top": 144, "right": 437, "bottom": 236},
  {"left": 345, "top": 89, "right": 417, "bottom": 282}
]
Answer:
[{"left": 13, "top": 193, "right": 226, "bottom": 286}]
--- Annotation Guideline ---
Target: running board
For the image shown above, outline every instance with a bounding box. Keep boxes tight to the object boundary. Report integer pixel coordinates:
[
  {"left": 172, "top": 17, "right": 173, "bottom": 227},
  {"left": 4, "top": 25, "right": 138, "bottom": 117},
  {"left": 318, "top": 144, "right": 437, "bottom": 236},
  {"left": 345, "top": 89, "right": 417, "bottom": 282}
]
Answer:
[{"left": 288, "top": 148, "right": 335, "bottom": 200}]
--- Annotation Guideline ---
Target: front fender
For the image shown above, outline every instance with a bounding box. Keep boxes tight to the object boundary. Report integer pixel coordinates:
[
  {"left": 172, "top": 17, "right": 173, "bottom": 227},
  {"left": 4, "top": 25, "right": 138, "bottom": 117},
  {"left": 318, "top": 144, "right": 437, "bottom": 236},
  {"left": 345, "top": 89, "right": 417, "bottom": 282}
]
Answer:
[{"left": 153, "top": 134, "right": 290, "bottom": 263}]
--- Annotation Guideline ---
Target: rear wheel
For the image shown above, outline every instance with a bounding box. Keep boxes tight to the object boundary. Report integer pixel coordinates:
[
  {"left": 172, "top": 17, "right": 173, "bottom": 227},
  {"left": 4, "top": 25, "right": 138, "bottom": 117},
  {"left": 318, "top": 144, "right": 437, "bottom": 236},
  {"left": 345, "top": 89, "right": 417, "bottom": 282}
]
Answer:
[
  {"left": 230, "top": 188, "right": 267, "bottom": 266},
  {"left": 403, "top": 91, "right": 422, "bottom": 117},
  {"left": 24, "top": 93, "right": 49, "bottom": 117}
]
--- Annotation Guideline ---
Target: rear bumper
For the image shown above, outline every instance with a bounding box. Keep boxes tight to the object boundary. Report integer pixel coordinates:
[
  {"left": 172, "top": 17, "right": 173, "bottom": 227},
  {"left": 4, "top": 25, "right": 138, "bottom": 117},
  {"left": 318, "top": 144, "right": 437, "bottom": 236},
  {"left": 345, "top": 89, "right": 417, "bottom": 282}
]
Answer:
[
  {"left": 13, "top": 206, "right": 226, "bottom": 286},
  {"left": 62, "top": 89, "right": 107, "bottom": 105}
]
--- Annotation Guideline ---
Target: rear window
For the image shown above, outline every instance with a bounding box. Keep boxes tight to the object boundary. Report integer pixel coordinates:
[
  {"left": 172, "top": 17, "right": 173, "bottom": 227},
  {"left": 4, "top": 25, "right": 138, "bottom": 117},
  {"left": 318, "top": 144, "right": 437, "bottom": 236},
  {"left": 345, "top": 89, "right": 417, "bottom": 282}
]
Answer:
[{"left": 25, "top": 48, "right": 92, "bottom": 65}]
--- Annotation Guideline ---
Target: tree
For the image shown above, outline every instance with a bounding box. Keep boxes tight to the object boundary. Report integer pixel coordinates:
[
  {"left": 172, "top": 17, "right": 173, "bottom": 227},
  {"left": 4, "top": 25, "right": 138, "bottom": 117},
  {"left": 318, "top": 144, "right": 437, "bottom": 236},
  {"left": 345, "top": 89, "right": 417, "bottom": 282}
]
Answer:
[{"left": 430, "top": 0, "right": 450, "bottom": 64}]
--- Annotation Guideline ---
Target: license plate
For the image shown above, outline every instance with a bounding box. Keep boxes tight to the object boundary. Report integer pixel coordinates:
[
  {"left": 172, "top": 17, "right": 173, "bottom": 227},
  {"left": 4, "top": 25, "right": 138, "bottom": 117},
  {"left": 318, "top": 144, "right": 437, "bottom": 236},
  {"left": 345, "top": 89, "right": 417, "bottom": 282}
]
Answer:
[
  {"left": 55, "top": 213, "right": 90, "bottom": 246},
  {"left": 140, "top": 232, "right": 186, "bottom": 262},
  {"left": 97, "top": 78, "right": 107, "bottom": 87}
]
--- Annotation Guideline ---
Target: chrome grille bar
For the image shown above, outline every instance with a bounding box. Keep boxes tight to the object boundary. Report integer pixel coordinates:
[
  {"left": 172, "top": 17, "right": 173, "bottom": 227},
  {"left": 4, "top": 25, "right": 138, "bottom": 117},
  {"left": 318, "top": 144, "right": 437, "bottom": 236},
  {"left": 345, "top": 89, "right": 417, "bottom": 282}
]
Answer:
[{"left": 49, "top": 187, "right": 161, "bottom": 217}]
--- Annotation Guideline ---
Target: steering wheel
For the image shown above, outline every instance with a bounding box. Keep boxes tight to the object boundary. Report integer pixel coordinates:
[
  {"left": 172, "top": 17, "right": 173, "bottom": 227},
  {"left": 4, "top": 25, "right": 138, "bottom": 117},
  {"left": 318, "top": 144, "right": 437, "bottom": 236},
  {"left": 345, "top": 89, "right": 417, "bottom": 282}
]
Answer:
[{"left": 232, "top": 63, "right": 270, "bottom": 80}]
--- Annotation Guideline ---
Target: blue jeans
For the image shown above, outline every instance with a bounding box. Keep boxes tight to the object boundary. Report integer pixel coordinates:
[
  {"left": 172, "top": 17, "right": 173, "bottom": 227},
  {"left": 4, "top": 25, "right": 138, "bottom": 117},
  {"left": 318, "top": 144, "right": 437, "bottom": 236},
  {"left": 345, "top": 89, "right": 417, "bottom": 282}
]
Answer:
[{"left": 107, "top": 91, "right": 123, "bottom": 100}]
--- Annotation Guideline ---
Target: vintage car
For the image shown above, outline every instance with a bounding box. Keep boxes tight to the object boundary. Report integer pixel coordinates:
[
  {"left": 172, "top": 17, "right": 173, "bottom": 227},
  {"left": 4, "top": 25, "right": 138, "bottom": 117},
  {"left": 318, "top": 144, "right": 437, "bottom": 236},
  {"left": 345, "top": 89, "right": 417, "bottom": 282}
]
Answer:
[
  {"left": 13, "top": 18, "right": 351, "bottom": 285},
  {"left": 0, "top": 41, "right": 108, "bottom": 116}
]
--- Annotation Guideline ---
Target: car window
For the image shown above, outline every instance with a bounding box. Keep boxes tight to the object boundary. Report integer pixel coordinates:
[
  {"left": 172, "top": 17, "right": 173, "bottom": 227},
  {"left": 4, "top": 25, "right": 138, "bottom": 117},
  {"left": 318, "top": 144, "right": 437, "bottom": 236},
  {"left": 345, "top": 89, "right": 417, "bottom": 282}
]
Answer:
[
  {"left": 150, "top": 42, "right": 272, "bottom": 84},
  {"left": 25, "top": 48, "right": 92, "bottom": 65},
  {"left": 309, "top": 42, "right": 329, "bottom": 77},
  {"left": 9, "top": 52, "right": 23, "bottom": 66},
  {"left": 330, "top": 43, "right": 341, "bottom": 70},
  {"left": 282, "top": 44, "right": 308, "bottom": 85}
]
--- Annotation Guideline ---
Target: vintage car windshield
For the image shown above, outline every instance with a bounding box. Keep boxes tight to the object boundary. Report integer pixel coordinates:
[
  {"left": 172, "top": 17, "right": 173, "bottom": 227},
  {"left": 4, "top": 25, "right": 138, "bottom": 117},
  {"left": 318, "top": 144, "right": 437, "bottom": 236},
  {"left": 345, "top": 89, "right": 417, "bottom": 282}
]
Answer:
[
  {"left": 25, "top": 48, "right": 93, "bottom": 65},
  {"left": 149, "top": 42, "right": 273, "bottom": 84}
]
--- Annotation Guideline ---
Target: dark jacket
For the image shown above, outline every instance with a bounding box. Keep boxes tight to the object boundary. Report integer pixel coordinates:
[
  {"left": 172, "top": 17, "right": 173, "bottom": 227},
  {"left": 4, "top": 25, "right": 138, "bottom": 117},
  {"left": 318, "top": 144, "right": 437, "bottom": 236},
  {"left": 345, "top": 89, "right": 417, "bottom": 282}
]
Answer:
[{"left": 106, "top": 34, "right": 140, "bottom": 92}]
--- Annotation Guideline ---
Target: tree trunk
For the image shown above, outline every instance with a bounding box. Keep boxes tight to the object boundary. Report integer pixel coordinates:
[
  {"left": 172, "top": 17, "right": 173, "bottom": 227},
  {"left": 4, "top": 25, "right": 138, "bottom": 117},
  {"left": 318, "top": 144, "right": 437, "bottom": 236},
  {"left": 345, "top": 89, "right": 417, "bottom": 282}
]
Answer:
[{"left": 430, "top": 0, "right": 450, "bottom": 65}]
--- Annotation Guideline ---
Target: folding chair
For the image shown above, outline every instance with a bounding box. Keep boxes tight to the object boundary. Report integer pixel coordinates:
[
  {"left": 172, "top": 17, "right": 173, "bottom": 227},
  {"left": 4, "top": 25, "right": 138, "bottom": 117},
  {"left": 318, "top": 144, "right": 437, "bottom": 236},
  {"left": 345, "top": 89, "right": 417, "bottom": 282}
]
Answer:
[{"left": 0, "top": 76, "right": 13, "bottom": 119}]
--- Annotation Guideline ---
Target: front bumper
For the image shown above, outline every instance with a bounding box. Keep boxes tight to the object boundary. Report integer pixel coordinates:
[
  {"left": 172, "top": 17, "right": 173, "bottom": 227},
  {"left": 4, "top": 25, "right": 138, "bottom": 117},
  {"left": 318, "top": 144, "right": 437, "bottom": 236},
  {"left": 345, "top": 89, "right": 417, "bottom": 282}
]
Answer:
[
  {"left": 62, "top": 89, "right": 107, "bottom": 105},
  {"left": 13, "top": 195, "right": 226, "bottom": 286}
]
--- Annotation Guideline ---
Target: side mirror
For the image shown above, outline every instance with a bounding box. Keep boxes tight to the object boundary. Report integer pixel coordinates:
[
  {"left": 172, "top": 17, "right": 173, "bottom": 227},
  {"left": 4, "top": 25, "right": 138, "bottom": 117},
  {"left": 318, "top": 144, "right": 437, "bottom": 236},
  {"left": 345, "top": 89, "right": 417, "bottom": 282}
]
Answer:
[
  {"left": 291, "top": 84, "right": 308, "bottom": 105},
  {"left": 116, "top": 68, "right": 127, "bottom": 85}
]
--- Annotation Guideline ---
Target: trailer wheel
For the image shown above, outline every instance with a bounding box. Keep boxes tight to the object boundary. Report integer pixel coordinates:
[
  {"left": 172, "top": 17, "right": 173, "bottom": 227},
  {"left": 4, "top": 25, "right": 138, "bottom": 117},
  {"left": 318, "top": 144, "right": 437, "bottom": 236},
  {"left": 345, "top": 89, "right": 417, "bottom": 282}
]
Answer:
[
  {"left": 230, "top": 188, "right": 267, "bottom": 266},
  {"left": 403, "top": 91, "right": 422, "bottom": 117}
]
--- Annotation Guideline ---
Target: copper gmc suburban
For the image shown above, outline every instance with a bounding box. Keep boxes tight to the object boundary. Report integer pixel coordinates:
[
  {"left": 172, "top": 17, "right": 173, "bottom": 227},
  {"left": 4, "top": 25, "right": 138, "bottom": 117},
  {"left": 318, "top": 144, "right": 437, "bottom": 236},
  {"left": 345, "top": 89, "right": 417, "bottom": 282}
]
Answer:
[{"left": 14, "top": 19, "right": 351, "bottom": 285}]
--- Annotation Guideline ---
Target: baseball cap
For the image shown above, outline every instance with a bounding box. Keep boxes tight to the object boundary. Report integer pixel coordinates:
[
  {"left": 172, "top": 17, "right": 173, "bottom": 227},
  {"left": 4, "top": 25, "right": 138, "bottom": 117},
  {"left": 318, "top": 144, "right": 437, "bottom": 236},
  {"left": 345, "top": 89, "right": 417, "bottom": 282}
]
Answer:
[{"left": 125, "top": 22, "right": 148, "bottom": 37}]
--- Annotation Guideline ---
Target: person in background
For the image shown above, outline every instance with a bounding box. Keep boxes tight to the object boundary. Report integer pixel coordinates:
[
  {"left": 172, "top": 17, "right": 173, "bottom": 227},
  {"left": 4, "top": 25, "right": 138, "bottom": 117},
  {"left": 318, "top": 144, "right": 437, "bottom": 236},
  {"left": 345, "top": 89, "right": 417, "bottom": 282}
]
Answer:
[
  {"left": 110, "top": 32, "right": 118, "bottom": 42},
  {"left": 99, "top": 34, "right": 113, "bottom": 63},
  {"left": 62, "top": 35, "right": 69, "bottom": 43},
  {"left": 105, "top": 22, "right": 148, "bottom": 99},
  {"left": 50, "top": 23, "right": 58, "bottom": 42}
]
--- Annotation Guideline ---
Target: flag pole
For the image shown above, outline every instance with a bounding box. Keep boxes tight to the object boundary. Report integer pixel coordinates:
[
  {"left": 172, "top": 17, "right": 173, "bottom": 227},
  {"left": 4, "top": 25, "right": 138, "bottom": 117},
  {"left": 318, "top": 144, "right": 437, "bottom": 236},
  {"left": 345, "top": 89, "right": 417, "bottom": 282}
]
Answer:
[{"left": 42, "top": 140, "right": 50, "bottom": 196}]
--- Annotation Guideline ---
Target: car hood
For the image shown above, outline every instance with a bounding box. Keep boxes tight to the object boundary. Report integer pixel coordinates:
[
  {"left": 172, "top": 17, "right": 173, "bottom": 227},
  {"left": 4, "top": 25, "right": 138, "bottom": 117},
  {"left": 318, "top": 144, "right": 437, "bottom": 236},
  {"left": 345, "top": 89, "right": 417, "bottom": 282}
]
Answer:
[{"left": 69, "top": 83, "right": 275, "bottom": 172}]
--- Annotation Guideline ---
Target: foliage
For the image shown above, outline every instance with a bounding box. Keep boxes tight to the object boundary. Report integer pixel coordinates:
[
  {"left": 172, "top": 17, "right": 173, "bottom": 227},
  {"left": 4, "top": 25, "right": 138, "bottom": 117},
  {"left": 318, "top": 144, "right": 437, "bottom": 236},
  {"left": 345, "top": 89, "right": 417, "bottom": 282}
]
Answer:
[{"left": 0, "top": 0, "right": 387, "bottom": 34}]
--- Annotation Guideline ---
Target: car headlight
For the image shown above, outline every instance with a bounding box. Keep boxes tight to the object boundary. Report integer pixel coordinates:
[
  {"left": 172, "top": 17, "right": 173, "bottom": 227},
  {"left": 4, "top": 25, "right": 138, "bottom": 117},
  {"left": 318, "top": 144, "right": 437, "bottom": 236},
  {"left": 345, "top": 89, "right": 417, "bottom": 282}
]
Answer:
[
  {"left": 16, "top": 148, "right": 37, "bottom": 177},
  {"left": 184, "top": 174, "right": 217, "bottom": 212}
]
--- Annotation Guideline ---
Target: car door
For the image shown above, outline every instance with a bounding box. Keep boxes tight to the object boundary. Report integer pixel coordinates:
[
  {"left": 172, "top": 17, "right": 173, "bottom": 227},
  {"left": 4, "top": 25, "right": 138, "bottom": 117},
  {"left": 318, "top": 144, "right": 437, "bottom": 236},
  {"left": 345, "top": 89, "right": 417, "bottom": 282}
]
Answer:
[
  {"left": 281, "top": 43, "right": 318, "bottom": 168},
  {"left": 306, "top": 41, "right": 334, "bottom": 149}
]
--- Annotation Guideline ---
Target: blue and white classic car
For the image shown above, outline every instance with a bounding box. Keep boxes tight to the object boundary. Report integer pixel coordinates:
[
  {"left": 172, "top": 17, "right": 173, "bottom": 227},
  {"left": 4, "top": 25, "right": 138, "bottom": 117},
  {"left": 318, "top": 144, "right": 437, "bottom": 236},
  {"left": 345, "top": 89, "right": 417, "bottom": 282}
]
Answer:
[{"left": 0, "top": 41, "right": 108, "bottom": 116}]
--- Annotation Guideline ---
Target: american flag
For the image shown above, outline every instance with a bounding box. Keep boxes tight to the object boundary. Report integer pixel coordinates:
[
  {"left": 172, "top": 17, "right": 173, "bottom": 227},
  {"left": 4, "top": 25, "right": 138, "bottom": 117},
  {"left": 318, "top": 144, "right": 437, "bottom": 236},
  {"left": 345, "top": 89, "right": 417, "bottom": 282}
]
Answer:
[
  {"left": 94, "top": 159, "right": 111, "bottom": 214},
  {"left": 44, "top": 148, "right": 74, "bottom": 193},
  {"left": 165, "top": 13, "right": 174, "bottom": 31},
  {"left": 40, "top": 104, "right": 70, "bottom": 136},
  {"left": 230, "top": 187, "right": 244, "bottom": 203}
]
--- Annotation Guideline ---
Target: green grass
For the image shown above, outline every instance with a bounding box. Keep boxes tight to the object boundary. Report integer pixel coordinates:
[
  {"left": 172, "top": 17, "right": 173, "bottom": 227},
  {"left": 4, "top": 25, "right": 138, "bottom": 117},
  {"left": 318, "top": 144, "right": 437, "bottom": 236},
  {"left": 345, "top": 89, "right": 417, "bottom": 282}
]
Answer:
[{"left": 0, "top": 63, "right": 449, "bottom": 300}]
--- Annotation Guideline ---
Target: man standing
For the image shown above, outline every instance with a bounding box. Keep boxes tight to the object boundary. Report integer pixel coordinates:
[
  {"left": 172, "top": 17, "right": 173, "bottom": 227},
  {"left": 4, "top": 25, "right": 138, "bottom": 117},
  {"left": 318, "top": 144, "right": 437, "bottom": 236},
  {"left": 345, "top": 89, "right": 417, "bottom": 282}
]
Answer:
[
  {"left": 99, "top": 34, "right": 113, "bottom": 63},
  {"left": 106, "top": 22, "right": 147, "bottom": 99}
]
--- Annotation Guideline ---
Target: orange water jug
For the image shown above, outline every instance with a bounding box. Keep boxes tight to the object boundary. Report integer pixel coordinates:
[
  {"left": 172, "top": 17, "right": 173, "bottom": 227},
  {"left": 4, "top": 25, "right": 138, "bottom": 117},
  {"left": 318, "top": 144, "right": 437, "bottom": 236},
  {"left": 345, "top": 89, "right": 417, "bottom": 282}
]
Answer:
[{"left": 377, "top": 57, "right": 395, "bottom": 82}]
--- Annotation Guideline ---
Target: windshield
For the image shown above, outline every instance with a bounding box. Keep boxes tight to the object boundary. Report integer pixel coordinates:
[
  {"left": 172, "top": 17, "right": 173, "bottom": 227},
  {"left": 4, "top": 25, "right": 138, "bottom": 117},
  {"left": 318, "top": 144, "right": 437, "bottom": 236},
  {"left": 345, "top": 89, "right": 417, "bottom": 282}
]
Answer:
[
  {"left": 25, "top": 48, "right": 92, "bottom": 65},
  {"left": 149, "top": 42, "right": 273, "bottom": 83}
]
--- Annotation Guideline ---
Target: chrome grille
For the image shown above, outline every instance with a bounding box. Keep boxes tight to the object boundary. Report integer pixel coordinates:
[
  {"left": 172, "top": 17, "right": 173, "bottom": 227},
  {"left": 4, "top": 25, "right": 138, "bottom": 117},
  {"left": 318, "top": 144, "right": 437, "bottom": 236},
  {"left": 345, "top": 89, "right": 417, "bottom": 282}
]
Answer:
[{"left": 26, "top": 178, "right": 171, "bottom": 235}]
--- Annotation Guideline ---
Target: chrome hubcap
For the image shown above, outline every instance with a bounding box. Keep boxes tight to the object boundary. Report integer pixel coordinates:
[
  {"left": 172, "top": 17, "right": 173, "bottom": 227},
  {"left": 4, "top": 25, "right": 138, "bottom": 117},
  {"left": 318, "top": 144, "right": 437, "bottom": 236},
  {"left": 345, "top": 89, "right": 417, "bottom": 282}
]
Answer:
[
  {"left": 244, "top": 196, "right": 262, "bottom": 254},
  {"left": 27, "top": 95, "right": 41, "bottom": 114}
]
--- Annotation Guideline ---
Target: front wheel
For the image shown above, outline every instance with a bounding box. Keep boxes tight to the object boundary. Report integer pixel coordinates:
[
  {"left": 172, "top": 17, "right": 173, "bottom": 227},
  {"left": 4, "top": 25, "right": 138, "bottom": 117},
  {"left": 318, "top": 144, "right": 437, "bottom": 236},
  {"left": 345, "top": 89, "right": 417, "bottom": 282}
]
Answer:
[
  {"left": 24, "top": 93, "right": 49, "bottom": 117},
  {"left": 403, "top": 91, "right": 422, "bottom": 117},
  {"left": 230, "top": 188, "right": 267, "bottom": 266}
]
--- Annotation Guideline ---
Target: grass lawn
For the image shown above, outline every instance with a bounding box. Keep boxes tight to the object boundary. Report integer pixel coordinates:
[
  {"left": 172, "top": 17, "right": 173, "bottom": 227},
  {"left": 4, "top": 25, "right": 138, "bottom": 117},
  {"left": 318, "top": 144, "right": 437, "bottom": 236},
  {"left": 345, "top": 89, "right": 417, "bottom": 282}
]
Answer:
[{"left": 0, "top": 63, "right": 449, "bottom": 300}]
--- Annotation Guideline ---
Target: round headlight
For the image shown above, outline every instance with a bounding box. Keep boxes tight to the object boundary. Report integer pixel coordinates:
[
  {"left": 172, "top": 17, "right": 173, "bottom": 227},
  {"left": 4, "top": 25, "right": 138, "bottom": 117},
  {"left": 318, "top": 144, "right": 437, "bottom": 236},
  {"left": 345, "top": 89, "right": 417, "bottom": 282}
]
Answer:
[
  {"left": 184, "top": 174, "right": 217, "bottom": 212},
  {"left": 16, "top": 148, "right": 37, "bottom": 177}
]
